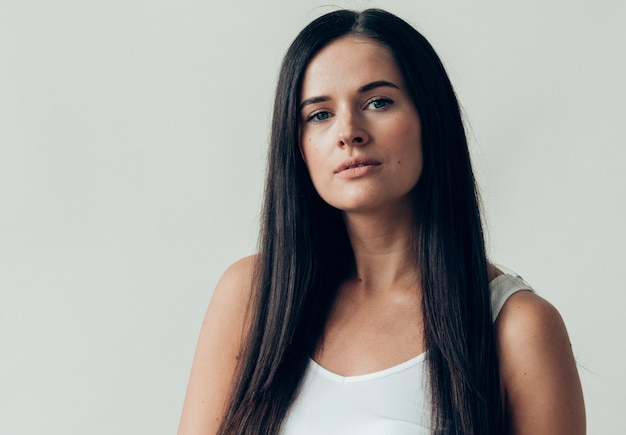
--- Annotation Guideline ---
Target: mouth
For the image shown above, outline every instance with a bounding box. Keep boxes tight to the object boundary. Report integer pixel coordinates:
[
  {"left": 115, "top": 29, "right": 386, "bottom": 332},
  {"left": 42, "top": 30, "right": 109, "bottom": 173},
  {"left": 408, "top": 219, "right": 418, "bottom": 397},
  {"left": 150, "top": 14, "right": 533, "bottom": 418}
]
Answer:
[{"left": 335, "top": 158, "right": 381, "bottom": 174}]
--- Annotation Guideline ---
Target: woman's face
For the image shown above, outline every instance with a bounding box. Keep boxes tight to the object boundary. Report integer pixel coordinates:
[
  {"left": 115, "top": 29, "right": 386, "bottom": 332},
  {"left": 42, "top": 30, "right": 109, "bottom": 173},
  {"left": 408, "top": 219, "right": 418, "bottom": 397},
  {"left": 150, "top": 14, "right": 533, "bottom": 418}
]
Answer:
[{"left": 299, "top": 36, "right": 423, "bottom": 215}]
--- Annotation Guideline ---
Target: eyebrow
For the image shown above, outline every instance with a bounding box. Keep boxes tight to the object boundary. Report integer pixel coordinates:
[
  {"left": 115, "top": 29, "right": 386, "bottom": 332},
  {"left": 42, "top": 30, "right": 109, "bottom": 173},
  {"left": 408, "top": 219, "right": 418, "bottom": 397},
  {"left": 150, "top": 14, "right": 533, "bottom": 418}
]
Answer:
[{"left": 299, "top": 80, "right": 400, "bottom": 111}]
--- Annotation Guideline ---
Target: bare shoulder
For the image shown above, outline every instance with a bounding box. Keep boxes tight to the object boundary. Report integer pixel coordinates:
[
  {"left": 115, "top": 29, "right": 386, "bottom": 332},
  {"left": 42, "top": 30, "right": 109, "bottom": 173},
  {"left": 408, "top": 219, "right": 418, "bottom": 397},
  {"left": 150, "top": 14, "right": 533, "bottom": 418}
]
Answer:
[
  {"left": 209, "top": 254, "right": 257, "bottom": 313},
  {"left": 198, "top": 255, "right": 257, "bottom": 352},
  {"left": 496, "top": 291, "right": 586, "bottom": 434},
  {"left": 178, "top": 255, "right": 257, "bottom": 435}
]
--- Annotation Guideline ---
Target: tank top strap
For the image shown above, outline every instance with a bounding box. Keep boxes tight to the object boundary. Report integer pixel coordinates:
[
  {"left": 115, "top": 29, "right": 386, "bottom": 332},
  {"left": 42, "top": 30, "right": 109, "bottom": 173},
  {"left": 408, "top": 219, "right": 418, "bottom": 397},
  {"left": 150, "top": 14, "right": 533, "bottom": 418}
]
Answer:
[{"left": 489, "top": 273, "right": 534, "bottom": 321}]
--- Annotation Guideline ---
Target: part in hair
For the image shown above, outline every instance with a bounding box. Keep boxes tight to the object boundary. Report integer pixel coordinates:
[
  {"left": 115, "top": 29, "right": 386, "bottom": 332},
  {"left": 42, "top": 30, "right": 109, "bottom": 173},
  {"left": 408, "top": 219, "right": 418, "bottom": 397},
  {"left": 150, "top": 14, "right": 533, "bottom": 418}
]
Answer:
[{"left": 219, "top": 9, "right": 502, "bottom": 434}]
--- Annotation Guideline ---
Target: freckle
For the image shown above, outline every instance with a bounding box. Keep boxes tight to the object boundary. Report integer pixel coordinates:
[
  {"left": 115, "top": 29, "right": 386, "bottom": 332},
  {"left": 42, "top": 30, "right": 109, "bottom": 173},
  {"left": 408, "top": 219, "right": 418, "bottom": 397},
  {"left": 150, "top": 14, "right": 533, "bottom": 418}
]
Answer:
[
  {"left": 397, "top": 160, "right": 401, "bottom": 164},
  {"left": 523, "top": 372, "right": 527, "bottom": 376}
]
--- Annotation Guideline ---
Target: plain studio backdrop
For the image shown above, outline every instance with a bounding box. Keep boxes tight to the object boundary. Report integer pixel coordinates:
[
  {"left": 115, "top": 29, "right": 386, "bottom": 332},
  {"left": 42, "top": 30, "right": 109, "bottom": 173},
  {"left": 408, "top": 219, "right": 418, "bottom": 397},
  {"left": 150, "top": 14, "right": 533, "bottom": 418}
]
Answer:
[{"left": 1, "top": 0, "right": 624, "bottom": 433}]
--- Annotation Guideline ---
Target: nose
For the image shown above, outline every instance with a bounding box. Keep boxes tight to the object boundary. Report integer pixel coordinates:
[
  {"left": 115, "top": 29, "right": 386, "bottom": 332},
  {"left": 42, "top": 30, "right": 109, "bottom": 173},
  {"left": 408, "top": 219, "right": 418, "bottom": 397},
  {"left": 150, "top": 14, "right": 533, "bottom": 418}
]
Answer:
[{"left": 337, "top": 111, "right": 369, "bottom": 147}]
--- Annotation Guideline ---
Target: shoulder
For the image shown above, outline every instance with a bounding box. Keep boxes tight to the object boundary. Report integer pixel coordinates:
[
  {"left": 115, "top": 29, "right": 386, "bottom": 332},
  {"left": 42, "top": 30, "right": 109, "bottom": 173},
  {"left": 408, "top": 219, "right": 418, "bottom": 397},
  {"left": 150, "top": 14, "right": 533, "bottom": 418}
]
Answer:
[
  {"left": 203, "top": 254, "right": 257, "bottom": 360},
  {"left": 177, "top": 255, "right": 257, "bottom": 435},
  {"left": 495, "top": 291, "right": 567, "bottom": 363},
  {"left": 211, "top": 254, "right": 257, "bottom": 310},
  {"left": 496, "top": 290, "right": 586, "bottom": 434},
  {"left": 202, "top": 254, "right": 257, "bottom": 336}
]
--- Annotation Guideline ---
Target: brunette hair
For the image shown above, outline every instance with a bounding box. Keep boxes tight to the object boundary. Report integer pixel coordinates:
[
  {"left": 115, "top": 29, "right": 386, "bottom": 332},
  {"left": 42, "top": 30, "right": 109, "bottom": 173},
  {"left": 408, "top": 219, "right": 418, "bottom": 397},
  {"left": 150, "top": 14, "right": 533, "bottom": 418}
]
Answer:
[{"left": 219, "top": 8, "right": 502, "bottom": 434}]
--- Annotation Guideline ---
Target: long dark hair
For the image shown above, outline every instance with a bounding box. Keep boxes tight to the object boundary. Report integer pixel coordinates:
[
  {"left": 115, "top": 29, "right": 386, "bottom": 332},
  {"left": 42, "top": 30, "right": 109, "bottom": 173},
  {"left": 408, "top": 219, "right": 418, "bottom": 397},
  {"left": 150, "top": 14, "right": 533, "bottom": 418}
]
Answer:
[{"left": 219, "top": 8, "right": 502, "bottom": 434}]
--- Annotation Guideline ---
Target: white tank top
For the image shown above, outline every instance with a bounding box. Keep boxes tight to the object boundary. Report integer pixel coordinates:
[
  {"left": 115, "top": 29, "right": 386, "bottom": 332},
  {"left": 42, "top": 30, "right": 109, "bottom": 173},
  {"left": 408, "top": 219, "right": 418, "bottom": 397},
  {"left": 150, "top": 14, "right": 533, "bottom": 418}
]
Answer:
[{"left": 279, "top": 273, "right": 532, "bottom": 434}]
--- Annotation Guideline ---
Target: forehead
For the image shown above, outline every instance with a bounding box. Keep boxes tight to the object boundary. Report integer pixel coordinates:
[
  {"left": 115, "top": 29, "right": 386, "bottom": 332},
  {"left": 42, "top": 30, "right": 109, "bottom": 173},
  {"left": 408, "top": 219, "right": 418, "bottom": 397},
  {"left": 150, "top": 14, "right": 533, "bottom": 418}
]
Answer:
[{"left": 300, "top": 36, "right": 405, "bottom": 98}]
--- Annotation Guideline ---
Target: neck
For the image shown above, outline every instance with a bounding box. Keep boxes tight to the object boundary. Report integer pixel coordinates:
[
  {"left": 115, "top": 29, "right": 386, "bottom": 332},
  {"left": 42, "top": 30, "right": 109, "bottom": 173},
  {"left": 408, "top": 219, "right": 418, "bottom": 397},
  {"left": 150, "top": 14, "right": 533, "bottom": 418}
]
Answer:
[{"left": 342, "top": 203, "right": 419, "bottom": 294}]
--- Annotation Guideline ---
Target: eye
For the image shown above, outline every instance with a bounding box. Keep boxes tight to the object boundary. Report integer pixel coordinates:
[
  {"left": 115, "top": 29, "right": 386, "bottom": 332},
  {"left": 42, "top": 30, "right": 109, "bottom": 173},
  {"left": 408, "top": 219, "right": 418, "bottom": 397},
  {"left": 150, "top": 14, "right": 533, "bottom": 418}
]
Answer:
[
  {"left": 366, "top": 97, "right": 394, "bottom": 110},
  {"left": 307, "top": 110, "right": 332, "bottom": 122}
]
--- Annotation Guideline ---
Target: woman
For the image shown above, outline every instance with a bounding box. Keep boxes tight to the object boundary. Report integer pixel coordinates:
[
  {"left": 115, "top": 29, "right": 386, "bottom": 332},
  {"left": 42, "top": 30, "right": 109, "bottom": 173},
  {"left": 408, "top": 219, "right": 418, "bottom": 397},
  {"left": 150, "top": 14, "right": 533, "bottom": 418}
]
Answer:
[{"left": 178, "top": 8, "right": 585, "bottom": 434}]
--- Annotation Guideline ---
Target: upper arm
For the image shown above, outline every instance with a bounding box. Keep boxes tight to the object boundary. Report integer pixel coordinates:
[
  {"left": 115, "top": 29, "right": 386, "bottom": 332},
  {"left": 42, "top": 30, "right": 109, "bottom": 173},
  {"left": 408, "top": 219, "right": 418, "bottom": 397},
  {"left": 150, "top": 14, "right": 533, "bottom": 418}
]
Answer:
[
  {"left": 177, "top": 255, "right": 256, "bottom": 435},
  {"left": 496, "top": 291, "right": 586, "bottom": 435}
]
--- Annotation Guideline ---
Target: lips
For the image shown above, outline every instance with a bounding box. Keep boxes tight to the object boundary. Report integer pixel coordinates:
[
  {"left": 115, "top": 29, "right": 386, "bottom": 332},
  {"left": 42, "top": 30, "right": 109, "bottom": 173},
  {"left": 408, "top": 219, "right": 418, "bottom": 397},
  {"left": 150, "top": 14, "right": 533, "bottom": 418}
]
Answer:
[{"left": 334, "top": 157, "right": 381, "bottom": 174}]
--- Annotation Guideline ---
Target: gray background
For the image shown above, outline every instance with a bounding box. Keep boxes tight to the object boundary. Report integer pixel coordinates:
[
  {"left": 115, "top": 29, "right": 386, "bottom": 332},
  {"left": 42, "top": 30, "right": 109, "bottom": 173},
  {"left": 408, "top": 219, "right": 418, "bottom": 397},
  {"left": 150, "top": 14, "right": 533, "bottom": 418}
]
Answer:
[{"left": 1, "top": 0, "right": 624, "bottom": 433}]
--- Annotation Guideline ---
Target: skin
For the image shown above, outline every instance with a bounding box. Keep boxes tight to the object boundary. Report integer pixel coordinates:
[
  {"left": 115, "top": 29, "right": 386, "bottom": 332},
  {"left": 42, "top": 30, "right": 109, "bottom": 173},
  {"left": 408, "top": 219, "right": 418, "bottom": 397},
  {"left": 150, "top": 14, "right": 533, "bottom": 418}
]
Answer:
[
  {"left": 299, "top": 37, "right": 423, "bottom": 217},
  {"left": 177, "top": 256, "right": 253, "bottom": 435},
  {"left": 299, "top": 36, "right": 426, "bottom": 374},
  {"left": 177, "top": 36, "right": 585, "bottom": 434},
  {"left": 496, "top": 290, "right": 586, "bottom": 434}
]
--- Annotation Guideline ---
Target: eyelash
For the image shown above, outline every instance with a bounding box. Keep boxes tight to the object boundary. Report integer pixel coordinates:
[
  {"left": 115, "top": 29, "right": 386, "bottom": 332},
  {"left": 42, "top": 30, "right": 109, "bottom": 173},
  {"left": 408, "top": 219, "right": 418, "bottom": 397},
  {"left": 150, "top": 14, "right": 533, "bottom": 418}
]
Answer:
[
  {"left": 307, "top": 111, "right": 332, "bottom": 123},
  {"left": 365, "top": 97, "right": 394, "bottom": 110},
  {"left": 304, "top": 97, "right": 395, "bottom": 123}
]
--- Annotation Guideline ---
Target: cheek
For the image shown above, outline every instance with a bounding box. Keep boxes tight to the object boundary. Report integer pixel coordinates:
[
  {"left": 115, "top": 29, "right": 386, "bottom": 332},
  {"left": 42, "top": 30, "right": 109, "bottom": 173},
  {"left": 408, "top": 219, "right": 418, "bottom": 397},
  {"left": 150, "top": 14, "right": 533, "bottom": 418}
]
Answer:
[
  {"left": 392, "top": 120, "right": 423, "bottom": 171},
  {"left": 301, "top": 143, "right": 322, "bottom": 181},
  {"left": 301, "top": 136, "right": 326, "bottom": 168},
  {"left": 299, "top": 133, "right": 318, "bottom": 165},
  {"left": 298, "top": 140, "right": 307, "bottom": 162},
  {"left": 387, "top": 118, "right": 421, "bottom": 147},
  {"left": 396, "top": 116, "right": 421, "bottom": 140}
]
